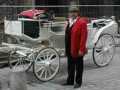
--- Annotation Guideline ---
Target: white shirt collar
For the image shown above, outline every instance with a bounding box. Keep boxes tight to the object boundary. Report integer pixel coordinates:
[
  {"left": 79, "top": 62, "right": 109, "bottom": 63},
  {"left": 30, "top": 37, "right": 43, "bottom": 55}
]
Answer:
[{"left": 69, "top": 17, "right": 77, "bottom": 27}]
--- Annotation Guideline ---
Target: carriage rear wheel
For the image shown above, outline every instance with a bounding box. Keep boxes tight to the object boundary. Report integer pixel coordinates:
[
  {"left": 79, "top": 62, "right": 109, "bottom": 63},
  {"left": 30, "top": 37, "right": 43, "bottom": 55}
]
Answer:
[
  {"left": 9, "top": 51, "right": 33, "bottom": 71},
  {"left": 33, "top": 47, "right": 60, "bottom": 81},
  {"left": 93, "top": 33, "right": 115, "bottom": 67}
]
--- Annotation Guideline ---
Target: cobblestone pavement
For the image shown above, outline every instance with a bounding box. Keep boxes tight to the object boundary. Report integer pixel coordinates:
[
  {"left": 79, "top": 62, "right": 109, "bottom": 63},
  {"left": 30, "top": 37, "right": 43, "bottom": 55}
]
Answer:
[
  {"left": 27, "top": 47, "right": 120, "bottom": 90},
  {"left": 0, "top": 47, "right": 120, "bottom": 90}
]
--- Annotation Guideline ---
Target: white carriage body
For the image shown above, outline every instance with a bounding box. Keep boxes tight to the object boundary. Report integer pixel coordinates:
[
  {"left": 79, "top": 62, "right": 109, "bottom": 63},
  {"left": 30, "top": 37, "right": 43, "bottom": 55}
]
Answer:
[
  {"left": 87, "top": 19, "right": 118, "bottom": 48},
  {"left": 5, "top": 20, "right": 22, "bottom": 36},
  {"left": 4, "top": 18, "right": 118, "bottom": 50}
]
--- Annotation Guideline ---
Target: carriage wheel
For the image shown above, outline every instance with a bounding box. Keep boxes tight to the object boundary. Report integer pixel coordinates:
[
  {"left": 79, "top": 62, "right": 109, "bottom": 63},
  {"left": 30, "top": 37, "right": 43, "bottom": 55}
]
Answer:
[
  {"left": 33, "top": 47, "right": 60, "bottom": 81},
  {"left": 9, "top": 51, "right": 33, "bottom": 71},
  {"left": 93, "top": 33, "right": 115, "bottom": 67}
]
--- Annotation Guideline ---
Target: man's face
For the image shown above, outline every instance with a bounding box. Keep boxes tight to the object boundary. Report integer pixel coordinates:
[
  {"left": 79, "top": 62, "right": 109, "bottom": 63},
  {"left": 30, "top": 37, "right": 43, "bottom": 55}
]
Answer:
[{"left": 69, "top": 11, "right": 78, "bottom": 19}]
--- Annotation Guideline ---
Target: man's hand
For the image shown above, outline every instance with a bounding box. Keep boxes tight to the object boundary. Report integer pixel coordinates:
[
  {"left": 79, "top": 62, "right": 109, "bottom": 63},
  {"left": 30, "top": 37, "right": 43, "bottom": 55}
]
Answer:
[
  {"left": 79, "top": 49, "right": 88, "bottom": 57},
  {"left": 78, "top": 51, "right": 84, "bottom": 57}
]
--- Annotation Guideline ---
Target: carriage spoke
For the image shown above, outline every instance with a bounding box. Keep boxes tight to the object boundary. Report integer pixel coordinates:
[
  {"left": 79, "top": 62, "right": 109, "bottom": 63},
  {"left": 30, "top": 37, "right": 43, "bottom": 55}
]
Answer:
[
  {"left": 36, "top": 66, "right": 44, "bottom": 73},
  {"left": 50, "top": 65, "right": 56, "bottom": 72},
  {"left": 101, "top": 53, "right": 106, "bottom": 64},
  {"left": 44, "top": 69, "right": 48, "bottom": 79},
  {"left": 49, "top": 54, "right": 55, "bottom": 60},
  {"left": 47, "top": 68, "right": 52, "bottom": 76},
  {"left": 96, "top": 50, "right": 103, "bottom": 56},
  {"left": 39, "top": 68, "right": 45, "bottom": 78},
  {"left": 46, "top": 52, "right": 50, "bottom": 60}
]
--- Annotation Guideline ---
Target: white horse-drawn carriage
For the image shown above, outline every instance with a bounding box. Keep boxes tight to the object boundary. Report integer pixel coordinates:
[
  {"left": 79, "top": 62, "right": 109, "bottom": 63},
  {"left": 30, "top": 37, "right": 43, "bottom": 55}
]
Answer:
[{"left": 0, "top": 9, "right": 118, "bottom": 81}]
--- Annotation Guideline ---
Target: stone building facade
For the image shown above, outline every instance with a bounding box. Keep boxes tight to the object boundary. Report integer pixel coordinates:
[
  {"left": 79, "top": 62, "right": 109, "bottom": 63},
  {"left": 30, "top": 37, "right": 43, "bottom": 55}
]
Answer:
[{"left": 0, "top": 0, "right": 120, "bottom": 18}]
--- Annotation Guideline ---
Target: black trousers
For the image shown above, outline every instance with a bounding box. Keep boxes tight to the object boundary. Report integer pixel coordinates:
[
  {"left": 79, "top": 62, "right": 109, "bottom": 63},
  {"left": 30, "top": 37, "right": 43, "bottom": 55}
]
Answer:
[{"left": 67, "top": 56, "right": 84, "bottom": 85}]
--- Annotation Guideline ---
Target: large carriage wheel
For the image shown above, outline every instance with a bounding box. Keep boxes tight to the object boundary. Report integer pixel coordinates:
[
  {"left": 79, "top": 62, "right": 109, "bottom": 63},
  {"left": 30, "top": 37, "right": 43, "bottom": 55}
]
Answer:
[
  {"left": 9, "top": 51, "right": 33, "bottom": 71},
  {"left": 93, "top": 33, "right": 115, "bottom": 67},
  {"left": 33, "top": 47, "right": 60, "bottom": 81}
]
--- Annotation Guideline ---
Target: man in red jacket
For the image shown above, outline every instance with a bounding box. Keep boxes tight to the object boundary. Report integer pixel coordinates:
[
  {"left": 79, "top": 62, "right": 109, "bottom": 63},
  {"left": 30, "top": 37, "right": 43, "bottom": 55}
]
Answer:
[{"left": 63, "top": 7, "right": 88, "bottom": 88}]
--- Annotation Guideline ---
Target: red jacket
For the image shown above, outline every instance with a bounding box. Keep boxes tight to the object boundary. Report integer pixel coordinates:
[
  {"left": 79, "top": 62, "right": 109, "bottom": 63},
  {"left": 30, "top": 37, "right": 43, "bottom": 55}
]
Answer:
[{"left": 70, "top": 17, "right": 88, "bottom": 58}]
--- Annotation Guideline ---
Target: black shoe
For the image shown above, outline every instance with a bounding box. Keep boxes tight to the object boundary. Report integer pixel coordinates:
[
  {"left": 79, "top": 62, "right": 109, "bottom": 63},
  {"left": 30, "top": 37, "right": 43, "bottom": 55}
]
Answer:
[
  {"left": 62, "top": 82, "right": 74, "bottom": 86},
  {"left": 74, "top": 83, "right": 81, "bottom": 88}
]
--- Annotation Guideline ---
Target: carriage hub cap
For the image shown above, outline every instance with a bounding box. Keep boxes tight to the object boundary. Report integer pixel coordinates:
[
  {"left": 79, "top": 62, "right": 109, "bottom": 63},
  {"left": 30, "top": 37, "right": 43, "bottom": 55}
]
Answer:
[
  {"left": 103, "top": 46, "right": 110, "bottom": 52},
  {"left": 44, "top": 61, "right": 50, "bottom": 67}
]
